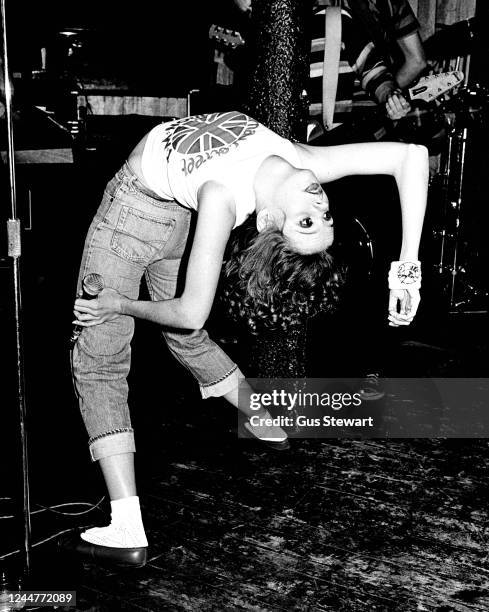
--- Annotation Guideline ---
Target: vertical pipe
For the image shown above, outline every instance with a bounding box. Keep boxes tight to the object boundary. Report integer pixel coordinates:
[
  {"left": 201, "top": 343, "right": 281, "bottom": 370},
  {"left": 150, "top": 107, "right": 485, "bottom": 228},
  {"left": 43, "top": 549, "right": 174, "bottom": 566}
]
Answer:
[
  {"left": 245, "top": 0, "right": 309, "bottom": 141},
  {"left": 1, "top": 0, "right": 32, "bottom": 574},
  {"left": 243, "top": 0, "right": 309, "bottom": 380}
]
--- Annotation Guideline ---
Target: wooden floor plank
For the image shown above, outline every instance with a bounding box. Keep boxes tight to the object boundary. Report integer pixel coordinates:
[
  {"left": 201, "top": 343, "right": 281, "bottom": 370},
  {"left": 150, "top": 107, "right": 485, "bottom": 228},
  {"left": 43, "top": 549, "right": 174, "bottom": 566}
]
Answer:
[{"left": 134, "top": 440, "right": 489, "bottom": 612}]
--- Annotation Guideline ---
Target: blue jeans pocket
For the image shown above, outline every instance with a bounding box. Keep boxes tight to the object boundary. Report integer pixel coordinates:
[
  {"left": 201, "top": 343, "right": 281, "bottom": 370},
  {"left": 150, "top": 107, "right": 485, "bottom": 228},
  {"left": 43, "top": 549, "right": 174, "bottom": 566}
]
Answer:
[{"left": 111, "top": 205, "right": 175, "bottom": 263}]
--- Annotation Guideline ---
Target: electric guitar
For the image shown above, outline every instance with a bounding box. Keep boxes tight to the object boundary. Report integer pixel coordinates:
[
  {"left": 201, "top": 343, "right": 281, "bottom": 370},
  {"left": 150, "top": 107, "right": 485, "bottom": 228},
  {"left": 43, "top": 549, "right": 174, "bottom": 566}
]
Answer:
[
  {"left": 407, "top": 71, "right": 464, "bottom": 104},
  {"left": 373, "top": 70, "right": 465, "bottom": 143},
  {"left": 308, "top": 71, "right": 465, "bottom": 144},
  {"left": 209, "top": 25, "right": 246, "bottom": 86},
  {"left": 209, "top": 24, "right": 245, "bottom": 49}
]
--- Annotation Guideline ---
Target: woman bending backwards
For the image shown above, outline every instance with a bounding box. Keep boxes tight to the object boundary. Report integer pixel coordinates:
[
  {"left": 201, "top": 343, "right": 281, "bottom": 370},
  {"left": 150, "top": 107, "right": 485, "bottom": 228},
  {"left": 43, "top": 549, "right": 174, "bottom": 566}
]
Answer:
[{"left": 72, "top": 111, "right": 428, "bottom": 566}]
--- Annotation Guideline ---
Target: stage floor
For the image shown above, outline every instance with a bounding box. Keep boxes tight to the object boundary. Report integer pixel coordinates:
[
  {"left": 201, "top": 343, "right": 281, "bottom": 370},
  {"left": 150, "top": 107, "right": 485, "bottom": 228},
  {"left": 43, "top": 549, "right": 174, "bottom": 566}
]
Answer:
[{"left": 1, "top": 314, "right": 489, "bottom": 611}]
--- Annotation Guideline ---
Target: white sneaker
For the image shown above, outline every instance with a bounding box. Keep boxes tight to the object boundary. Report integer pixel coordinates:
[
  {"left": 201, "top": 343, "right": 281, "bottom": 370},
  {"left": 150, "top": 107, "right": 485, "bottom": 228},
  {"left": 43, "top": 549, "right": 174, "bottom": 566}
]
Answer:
[{"left": 81, "top": 523, "right": 148, "bottom": 548}]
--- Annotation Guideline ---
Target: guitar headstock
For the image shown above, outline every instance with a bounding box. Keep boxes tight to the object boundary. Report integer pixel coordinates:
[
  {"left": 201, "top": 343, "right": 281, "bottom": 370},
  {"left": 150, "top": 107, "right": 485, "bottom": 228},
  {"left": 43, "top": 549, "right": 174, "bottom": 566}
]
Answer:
[
  {"left": 209, "top": 24, "right": 245, "bottom": 49},
  {"left": 408, "top": 71, "right": 464, "bottom": 103}
]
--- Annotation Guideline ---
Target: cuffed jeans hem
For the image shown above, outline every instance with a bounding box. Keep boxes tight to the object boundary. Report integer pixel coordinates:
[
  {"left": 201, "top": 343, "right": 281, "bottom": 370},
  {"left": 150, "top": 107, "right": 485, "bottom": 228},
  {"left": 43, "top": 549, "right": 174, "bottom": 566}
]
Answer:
[
  {"left": 89, "top": 430, "right": 136, "bottom": 462},
  {"left": 199, "top": 366, "right": 244, "bottom": 399}
]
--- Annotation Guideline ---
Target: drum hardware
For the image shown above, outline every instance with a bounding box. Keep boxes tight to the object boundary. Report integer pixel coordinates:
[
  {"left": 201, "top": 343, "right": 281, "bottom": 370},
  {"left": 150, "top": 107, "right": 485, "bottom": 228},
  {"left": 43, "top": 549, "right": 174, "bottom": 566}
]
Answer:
[
  {"left": 442, "top": 84, "right": 489, "bottom": 128},
  {"left": 430, "top": 85, "right": 489, "bottom": 314}
]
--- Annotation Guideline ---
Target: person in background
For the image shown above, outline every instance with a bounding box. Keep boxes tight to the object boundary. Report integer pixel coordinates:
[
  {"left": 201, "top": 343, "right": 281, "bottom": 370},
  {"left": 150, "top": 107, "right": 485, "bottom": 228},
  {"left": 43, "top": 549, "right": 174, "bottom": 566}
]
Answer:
[
  {"left": 308, "top": 0, "right": 427, "bottom": 144},
  {"left": 348, "top": 0, "right": 426, "bottom": 89},
  {"left": 229, "top": 0, "right": 426, "bottom": 141}
]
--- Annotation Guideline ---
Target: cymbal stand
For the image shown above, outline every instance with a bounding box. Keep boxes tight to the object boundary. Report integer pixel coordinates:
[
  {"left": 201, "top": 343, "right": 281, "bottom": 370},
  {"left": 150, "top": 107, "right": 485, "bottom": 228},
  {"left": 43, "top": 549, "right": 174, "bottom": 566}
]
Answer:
[
  {"left": 435, "top": 118, "right": 454, "bottom": 277},
  {"left": 433, "top": 49, "right": 488, "bottom": 313},
  {"left": 435, "top": 118, "right": 488, "bottom": 312},
  {"left": 447, "top": 124, "right": 468, "bottom": 308}
]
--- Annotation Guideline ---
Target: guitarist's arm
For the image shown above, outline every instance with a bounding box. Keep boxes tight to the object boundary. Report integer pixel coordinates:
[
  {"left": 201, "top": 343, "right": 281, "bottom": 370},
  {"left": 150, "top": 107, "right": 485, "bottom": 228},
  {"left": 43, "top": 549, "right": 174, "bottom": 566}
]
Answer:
[
  {"left": 341, "top": 9, "right": 411, "bottom": 121},
  {"left": 395, "top": 32, "right": 427, "bottom": 88},
  {"left": 389, "top": 0, "right": 427, "bottom": 88}
]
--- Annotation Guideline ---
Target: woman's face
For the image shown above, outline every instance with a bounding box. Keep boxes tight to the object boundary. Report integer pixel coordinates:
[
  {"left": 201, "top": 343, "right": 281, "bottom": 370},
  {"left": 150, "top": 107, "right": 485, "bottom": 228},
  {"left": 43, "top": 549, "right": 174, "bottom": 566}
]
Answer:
[{"left": 277, "top": 169, "right": 334, "bottom": 254}]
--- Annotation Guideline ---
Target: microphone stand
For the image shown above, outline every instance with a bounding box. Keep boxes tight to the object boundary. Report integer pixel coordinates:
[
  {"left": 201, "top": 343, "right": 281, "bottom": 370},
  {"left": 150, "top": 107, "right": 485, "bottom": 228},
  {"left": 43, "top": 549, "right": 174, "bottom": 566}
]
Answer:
[{"left": 1, "top": 0, "right": 32, "bottom": 575}]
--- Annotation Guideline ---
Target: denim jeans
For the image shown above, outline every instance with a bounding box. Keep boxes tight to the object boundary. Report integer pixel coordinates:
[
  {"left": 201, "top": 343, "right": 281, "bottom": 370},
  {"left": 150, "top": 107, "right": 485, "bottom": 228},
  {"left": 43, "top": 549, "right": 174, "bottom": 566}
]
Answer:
[{"left": 72, "top": 163, "right": 242, "bottom": 461}]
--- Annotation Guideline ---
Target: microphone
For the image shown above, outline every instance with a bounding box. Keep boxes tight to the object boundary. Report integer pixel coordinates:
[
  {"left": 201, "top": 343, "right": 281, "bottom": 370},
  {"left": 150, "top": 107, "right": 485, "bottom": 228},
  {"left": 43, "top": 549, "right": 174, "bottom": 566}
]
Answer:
[{"left": 70, "top": 272, "right": 105, "bottom": 346}]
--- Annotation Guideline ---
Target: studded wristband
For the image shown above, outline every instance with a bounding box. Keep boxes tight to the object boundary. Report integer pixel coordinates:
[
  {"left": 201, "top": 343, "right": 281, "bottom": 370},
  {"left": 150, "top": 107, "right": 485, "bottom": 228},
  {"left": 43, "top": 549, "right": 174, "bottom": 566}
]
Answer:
[{"left": 388, "top": 260, "right": 421, "bottom": 290}]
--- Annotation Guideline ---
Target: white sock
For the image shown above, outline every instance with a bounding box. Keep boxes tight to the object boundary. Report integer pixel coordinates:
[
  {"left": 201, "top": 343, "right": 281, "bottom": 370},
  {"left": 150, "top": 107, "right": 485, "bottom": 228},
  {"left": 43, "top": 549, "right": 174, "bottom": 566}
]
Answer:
[{"left": 81, "top": 496, "right": 148, "bottom": 548}]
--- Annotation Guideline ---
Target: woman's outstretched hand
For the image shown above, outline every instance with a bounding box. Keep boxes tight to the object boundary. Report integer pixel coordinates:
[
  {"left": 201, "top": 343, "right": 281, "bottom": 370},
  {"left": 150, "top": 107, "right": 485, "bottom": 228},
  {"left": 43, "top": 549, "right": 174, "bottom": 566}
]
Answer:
[
  {"left": 388, "top": 288, "right": 420, "bottom": 327},
  {"left": 73, "top": 288, "right": 124, "bottom": 327}
]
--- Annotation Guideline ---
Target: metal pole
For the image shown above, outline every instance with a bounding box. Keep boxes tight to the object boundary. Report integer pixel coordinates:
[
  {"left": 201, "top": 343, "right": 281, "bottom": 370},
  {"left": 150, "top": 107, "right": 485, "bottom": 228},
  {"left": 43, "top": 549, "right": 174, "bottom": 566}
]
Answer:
[
  {"left": 436, "top": 127, "right": 453, "bottom": 277},
  {"left": 449, "top": 126, "right": 468, "bottom": 308},
  {"left": 1, "top": 0, "right": 32, "bottom": 574}
]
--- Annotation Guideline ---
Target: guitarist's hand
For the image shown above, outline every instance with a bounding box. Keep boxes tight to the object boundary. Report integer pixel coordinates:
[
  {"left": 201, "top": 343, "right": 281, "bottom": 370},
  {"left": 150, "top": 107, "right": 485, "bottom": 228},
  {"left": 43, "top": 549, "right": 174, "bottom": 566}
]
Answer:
[{"left": 385, "top": 91, "right": 411, "bottom": 121}]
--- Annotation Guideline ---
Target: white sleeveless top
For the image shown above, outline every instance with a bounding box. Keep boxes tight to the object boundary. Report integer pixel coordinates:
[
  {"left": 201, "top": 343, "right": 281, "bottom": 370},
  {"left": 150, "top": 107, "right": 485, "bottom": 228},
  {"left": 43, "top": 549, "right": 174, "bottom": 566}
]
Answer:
[{"left": 141, "top": 111, "right": 301, "bottom": 228}]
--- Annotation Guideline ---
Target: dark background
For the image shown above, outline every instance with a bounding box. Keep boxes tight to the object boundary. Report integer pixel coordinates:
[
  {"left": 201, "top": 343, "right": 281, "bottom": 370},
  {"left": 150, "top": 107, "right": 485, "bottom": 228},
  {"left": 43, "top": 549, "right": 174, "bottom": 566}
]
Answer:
[{"left": 6, "top": 0, "right": 243, "bottom": 92}]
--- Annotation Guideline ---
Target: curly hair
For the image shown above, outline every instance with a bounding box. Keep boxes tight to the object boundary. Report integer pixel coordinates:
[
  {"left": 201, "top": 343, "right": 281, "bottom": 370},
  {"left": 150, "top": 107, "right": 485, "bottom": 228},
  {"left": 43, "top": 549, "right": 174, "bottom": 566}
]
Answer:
[{"left": 221, "top": 214, "right": 344, "bottom": 335}]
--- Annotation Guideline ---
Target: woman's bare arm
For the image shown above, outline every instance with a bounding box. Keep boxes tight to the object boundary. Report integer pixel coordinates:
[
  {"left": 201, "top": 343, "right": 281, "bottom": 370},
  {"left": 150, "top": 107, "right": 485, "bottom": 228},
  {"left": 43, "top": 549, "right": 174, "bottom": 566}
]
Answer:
[
  {"left": 295, "top": 141, "right": 429, "bottom": 325},
  {"left": 295, "top": 141, "right": 428, "bottom": 260}
]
